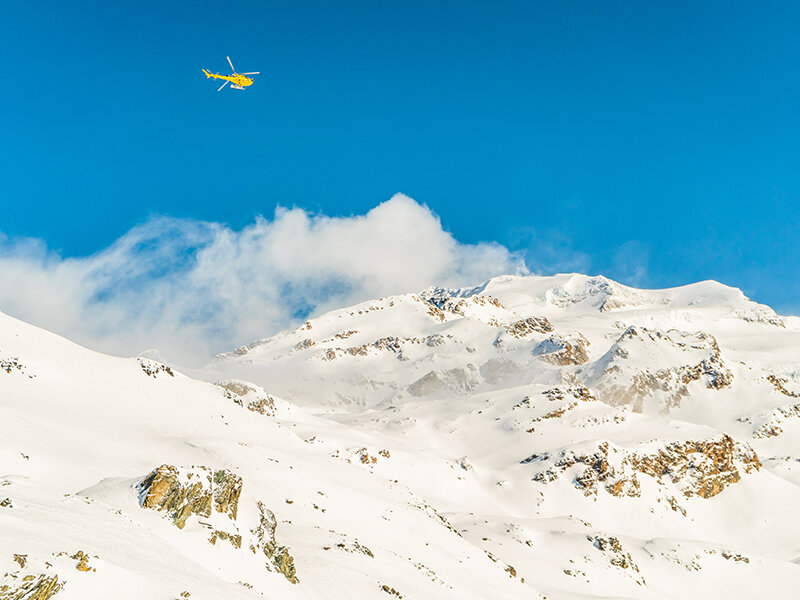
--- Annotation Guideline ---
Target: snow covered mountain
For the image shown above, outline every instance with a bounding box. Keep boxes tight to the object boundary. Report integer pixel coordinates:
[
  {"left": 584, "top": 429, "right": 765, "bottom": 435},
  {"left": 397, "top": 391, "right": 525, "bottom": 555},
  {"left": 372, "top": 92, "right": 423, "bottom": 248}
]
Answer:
[{"left": 4, "top": 273, "right": 800, "bottom": 599}]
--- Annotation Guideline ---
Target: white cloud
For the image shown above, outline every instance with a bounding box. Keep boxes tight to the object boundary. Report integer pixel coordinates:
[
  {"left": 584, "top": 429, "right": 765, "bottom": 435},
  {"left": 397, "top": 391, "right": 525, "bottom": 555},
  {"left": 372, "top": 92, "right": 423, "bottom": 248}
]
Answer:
[{"left": 0, "top": 195, "right": 525, "bottom": 365}]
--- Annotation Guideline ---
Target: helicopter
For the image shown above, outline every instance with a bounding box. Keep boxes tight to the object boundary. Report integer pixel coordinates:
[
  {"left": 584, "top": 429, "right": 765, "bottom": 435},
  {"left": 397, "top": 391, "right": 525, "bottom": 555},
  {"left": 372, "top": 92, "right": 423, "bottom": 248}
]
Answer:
[{"left": 202, "top": 56, "right": 260, "bottom": 91}]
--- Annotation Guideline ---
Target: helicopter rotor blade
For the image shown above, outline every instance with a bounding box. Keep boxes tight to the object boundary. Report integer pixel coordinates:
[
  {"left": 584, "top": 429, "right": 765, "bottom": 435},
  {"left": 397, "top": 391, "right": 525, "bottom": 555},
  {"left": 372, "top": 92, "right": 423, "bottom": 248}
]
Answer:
[
  {"left": 240, "top": 72, "right": 260, "bottom": 75},
  {"left": 227, "top": 56, "right": 235, "bottom": 73},
  {"left": 217, "top": 80, "right": 228, "bottom": 92}
]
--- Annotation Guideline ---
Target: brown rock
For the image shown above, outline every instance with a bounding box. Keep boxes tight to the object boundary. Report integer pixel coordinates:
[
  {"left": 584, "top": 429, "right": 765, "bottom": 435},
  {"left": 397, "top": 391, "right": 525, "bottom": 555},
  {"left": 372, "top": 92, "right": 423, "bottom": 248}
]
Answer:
[
  {"left": 138, "top": 465, "right": 242, "bottom": 528},
  {"left": 250, "top": 501, "right": 299, "bottom": 584}
]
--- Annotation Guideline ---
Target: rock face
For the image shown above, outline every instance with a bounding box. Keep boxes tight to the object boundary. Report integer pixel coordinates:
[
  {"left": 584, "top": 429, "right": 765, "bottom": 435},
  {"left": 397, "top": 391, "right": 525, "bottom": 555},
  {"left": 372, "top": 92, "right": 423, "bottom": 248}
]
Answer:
[
  {"left": 138, "top": 465, "right": 242, "bottom": 528},
  {"left": 586, "top": 327, "right": 732, "bottom": 412},
  {"left": 547, "top": 275, "right": 647, "bottom": 312},
  {"left": 0, "top": 574, "right": 63, "bottom": 600},
  {"left": 505, "top": 317, "right": 554, "bottom": 338},
  {"left": 420, "top": 290, "right": 505, "bottom": 317},
  {"left": 219, "top": 381, "right": 277, "bottom": 416},
  {"left": 250, "top": 501, "right": 298, "bottom": 584},
  {"left": 535, "top": 334, "right": 590, "bottom": 366},
  {"left": 9, "top": 272, "right": 800, "bottom": 599},
  {"left": 586, "top": 535, "right": 646, "bottom": 585},
  {"left": 137, "top": 465, "right": 297, "bottom": 584},
  {"left": 138, "top": 358, "right": 174, "bottom": 378},
  {"left": 526, "top": 435, "right": 761, "bottom": 502}
]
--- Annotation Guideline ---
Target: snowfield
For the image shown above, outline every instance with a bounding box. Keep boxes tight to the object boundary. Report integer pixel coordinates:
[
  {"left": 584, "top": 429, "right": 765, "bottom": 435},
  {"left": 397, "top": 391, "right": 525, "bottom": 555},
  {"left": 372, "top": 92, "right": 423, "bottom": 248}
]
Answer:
[{"left": 3, "top": 273, "right": 800, "bottom": 598}]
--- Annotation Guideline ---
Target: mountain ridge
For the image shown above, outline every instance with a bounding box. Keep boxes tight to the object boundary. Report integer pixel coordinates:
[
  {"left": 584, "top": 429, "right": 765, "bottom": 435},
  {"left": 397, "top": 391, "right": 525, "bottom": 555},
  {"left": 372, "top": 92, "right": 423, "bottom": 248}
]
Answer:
[{"left": 3, "top": 272, "right": 800, "bottom": 598}]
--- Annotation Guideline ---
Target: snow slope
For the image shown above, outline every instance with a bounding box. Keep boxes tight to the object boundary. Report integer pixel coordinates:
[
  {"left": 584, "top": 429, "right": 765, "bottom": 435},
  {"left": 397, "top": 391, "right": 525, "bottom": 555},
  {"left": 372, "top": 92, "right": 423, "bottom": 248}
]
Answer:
[{"left": 4, "top": 273, "right": 800, "bottom": 598}]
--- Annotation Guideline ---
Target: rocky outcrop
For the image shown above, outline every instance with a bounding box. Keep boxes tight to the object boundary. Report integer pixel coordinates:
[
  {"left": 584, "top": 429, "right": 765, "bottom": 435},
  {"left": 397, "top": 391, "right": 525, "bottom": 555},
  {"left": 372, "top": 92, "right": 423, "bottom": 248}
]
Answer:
[
  {"left": 137, "top": 466, "right": 298, "bottom": 583},
  {"left": 71, "top": 551, "right": 93, "bottom": 572},
  {"left": 319, "top": 334, "right": 452, "bottom": 362},
  {"left": 534, "top": 334, "right": 589, "bottom": 366},
  {"left": 587, "top": 535, "right": 645, "bottom": 584},
  {"left": 735, "top": 375, "right": 800, "bottom": 438},
  {"left": 526, "top": 435, "right": 761, "bottom": 501},
  {"left": 767, "top": 374, "right": 800, "bottom": 398},
  {"left": 250, "top": 501, "right": 298, "bottom": 584},
  {"left": 505, "top": 317, "right": 554, "bottom": 338},
  {"left": 728, "top": 306, "right": 785, "bottom": 328},
  {"left": 589, "top": 327, "right": 732, "bottom": 412},
  {"left": 138, "top": 465, "right": 241, "bottom": 528},
  {"left": 0, "top": 574, "right": 63, "bottom": 599},
  {"left": 219, "top": 381, "right": 277, "bottom": 416},
  {"left": 352, "top": 447, "right": 391, "bottom": 464},
  {"left": 514, "top": 386, "right": 597, "bottom": 410},
  {"left": 421, "top": 292, "right": 504, "bottom": 316},
  {"left": 380, "top": 584, "right": 403, "bottom": 597},
  {"left": 138, "top": 358, "right": 174, "bottom": 378},
  {"left": 0, "top": 357, "right": 26, "bottom": 375},
  {"left": 547, "top": 276, "right": 648, "bottom": 312}
]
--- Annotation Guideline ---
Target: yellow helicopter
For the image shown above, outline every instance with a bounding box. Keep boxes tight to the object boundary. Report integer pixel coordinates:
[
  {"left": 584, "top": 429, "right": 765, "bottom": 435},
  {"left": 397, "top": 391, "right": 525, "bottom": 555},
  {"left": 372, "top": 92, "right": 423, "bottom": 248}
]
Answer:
[{"left": 202, "top": 56, "right": 260, "bottom": 91}]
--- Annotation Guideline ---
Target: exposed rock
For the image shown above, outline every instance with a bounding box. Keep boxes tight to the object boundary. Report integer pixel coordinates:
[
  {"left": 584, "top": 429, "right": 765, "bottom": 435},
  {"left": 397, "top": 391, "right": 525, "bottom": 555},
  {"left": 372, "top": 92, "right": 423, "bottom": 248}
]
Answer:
[
  {"left": 590, "top": 327, "right": 732, "bottom": 411},
  {"left": 729, "top": 306, "right": 785, "bottom": 328},
  {"left": 534, "top": 334, "right": 590, "bottom": 366},
  {"left": 334, "top": 330, "right": 359, "bottom": 339},
  {"left": 213, "top": 470, "right": 242, "bottom": 519},
  {"left": 137, "top": 465, "right": 241, "bottom": 528},
  {"left": 374, "top": 337, "right": 403, "bottom": 354},
  {"left": 547, "top": 276, "right": 648, "bottom": 312},
  {"left": 544, "top": 385, "right": 597, "bottom": 403},
  {"left": 380, "top": 584, "right": 403, "bottom": 598},
  {"left": 627, "top": 436, "right": 760, "bottom": 498},
  {"left": 321, "top": 335, "right": 431, "bottom": 362},
  {"left": 294, "top": 338, "right": 316, "bottom": 350},
  {"left": 722, "top": 551, "right": 750, "bottom": 563},
  {"left": 740, "top": 392, "right": 800, "bottom": 438},
  {"left": 250, "top": 501, "right": 298, "bottom": 584},
  {"left": 138, "top": 358, "right": 174, "bottom": 378},
  {"left": 71, "top": 550, "right": 93, "bottom": 572},
  {"left": 528, "top": 435, "right": 761, "bottom": 500},
  {"left": 138, "top": 466, "right": 298, "bottom": 583},
  {"left": 358, "top": 448, "right": 378, "bottom": 464},
  {"left": 513, "top": 385, "right": 595, "bottom": 410},
  {"left": 421, "top": 292, "right": 504, "bottom": 316},
  {"left": 767, "top": 374, "right": 800, "bottom": 398},
  {"left": 335, "top": 540, "right": 374, "bottom": 557},
  {"left": 505, "top": 317, "right": 554, "bottom": 338},
  {"left": 0, "top": 574, "right": 63, "bottom": 599},
  {"left": 219, "top": 381, "right": 277, "bottom": 417},
  {"left": 588, "top": 535, "right": 645, "bottom": 584},
  {"left": 425, "top": 334, "right": 446, "bottom": 347},
  {"left": 0, "top": 357, "right": 26, "bottom": 375},
  {"left": 457, "top": 457, "right": 473, "bottom": 471},
  {"left": 209, "top": 530, "right": 242, "bottom": 549}
]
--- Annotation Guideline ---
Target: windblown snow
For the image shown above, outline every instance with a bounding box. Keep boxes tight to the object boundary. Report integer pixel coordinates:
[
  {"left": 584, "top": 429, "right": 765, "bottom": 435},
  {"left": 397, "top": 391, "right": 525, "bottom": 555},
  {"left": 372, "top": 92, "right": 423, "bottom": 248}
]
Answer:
[{"left": 3, "top": 273, "right": 800, "bottom": 599}]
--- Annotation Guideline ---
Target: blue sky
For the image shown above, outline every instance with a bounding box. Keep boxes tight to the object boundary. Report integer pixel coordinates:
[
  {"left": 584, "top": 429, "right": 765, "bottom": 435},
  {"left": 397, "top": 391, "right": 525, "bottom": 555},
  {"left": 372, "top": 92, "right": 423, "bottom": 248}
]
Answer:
[{"left": 1, "top": 1, "right": 799, "bottom": 358}]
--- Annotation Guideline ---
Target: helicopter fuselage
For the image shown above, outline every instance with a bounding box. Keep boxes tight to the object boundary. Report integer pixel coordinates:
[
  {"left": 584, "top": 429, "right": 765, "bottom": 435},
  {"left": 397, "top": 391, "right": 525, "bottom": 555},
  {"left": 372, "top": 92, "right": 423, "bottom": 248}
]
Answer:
[{"left": 202, "top": 70, "right": 254, "bottom": 88}]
